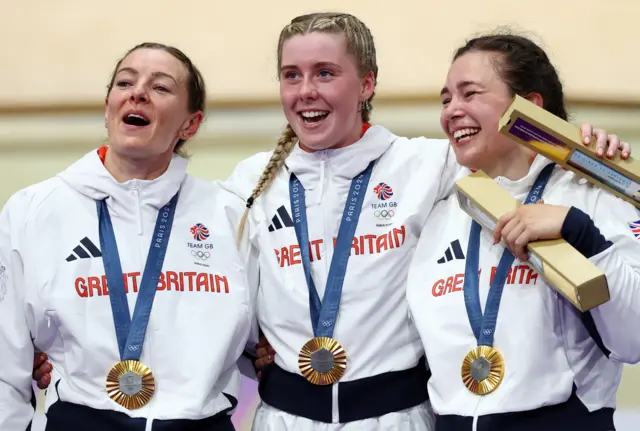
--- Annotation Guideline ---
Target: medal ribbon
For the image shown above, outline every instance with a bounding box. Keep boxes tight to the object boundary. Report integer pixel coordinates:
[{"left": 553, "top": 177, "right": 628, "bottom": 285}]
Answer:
[
  {"left": 98, "top": 192, "right": 179, "bottom": 361},
  {"left": 290, "top": 162, "right": 374, "bottom": 337},
  {"left": 463, "top": 163, "right": 555, "bottom": 346}
]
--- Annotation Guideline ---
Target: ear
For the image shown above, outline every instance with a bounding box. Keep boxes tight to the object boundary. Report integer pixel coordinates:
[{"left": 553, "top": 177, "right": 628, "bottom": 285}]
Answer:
[
  {"left": 360, "top": 71, "right": 375, "bottom": 102},
  {"left": 177, "top": 111, "right": 205, "bottom": 141},
  {"left": 524, "top": 92, "right": 544, "bottom": 109}
]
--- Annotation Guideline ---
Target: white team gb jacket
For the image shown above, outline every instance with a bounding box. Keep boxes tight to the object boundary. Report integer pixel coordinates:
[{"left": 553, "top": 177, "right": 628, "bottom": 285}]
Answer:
[
  {"left": 0, "top": 149, "right": 253, "bottom": 430},
  {"left": 224, "top": 125, "right": 459, "bottom": 388},
  {"left": 407, "top": 155, "right": 640, "bottom": 419}
]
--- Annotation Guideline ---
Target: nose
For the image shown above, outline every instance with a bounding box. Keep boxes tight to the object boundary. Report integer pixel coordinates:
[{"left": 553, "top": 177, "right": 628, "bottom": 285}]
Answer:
[
  {"left": 129, "top": 84, "right": 149, "bottom": 103},
  {"left": 442, "top": 95, "right": 464, "bottom": 123},
  {"left": 298, "top": 76, "right": 318, "bottom": 101}
]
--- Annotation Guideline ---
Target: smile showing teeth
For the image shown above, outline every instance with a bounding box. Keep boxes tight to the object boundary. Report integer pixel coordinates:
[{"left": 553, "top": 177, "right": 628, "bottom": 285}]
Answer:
[
  {"left": 301, "top": 111, "right": 328, "bottom": 118},
  {"left": 300, "top": 111, "right": 329, "bottom": 123},
  {"left": 453, "top": 128, "right": 480, "bottom": 141}
]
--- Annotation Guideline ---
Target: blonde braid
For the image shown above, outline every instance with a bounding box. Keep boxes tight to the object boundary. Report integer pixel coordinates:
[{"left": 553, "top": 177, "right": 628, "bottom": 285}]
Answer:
[{"left": 236, "top": 125, "right": 297, "bottom": 246}]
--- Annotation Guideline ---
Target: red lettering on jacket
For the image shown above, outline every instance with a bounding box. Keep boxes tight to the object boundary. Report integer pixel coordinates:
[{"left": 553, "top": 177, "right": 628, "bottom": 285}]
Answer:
[
  {"left": 432, "top": 266, "right": 539, "bottom": 297},
  {"left": 74, "top": 272, "right": 230, "bottom": 298},
  {"left": 431, "top": 272, "right": 469, "bottom": 297},
  {"left": 276, "top": 226, "right": 408, "bottom": 267}
]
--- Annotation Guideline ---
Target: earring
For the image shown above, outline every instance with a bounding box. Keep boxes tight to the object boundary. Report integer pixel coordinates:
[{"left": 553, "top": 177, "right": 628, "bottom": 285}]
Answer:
[{"left": 361, "top": 100, "right": 371, "bottom": 111}]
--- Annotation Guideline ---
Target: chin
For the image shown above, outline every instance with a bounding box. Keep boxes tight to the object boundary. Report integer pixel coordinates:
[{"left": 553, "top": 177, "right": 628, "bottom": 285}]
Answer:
[
  {"left": 113, "top": 138, "right": 162, "bottom": 158},
  {"left": 301, "top": 138, "right": 332, "bottom": 151},
  {"left": 295, "top": 130, "right": 333, "bottom": 151},
  {"left": 118, "top": 138, "right": 151, "bottom": 150},
  {"left": 453, "top": 147, "right": 485, "bottom": 171}
]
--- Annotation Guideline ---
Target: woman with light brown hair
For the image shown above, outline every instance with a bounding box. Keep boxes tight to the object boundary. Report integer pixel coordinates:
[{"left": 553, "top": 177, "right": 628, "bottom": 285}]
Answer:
[{"left": 3, "top": 42, "right": 252, "bottom": 431}]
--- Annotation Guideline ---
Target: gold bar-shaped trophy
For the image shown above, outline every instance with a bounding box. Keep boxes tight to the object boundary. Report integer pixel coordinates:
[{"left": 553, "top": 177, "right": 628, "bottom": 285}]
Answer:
[
  {"left": 499, "top": 95, "right": 640, "bottom": 209},
  {"left": 455, "top": 171, "right": 610, "bottom": 312}
]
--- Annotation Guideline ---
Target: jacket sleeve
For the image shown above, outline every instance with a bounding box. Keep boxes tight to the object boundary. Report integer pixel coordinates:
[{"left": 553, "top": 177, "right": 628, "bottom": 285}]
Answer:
[
  {"left": 232, "top": 201, "right": 261, "bottom": 382},
  {"left": 563, "top": 189, "right": 640, "bottom": 364},
  {"left": 0, "top": 193, "right": 36, "bottom": 430},
  {"left": 219, "top": 160, "right": 265, "bottom": 380}
]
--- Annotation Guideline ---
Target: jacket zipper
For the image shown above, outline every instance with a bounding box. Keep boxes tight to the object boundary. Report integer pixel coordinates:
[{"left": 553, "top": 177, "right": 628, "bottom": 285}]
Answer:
[{"left": 132, "top": 179, "right": 143, "bottom": 235}]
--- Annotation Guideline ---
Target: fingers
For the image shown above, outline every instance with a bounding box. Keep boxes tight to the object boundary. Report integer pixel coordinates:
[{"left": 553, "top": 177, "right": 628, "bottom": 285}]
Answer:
[
  {"left": 255, "top": 335, "right": 269, "bottom": 349},
  {"left": 620, "top": 140, "right": 631, "bottom": 159},
  {"left": 580, "top": 123, "right": 631, "bottom": 159},
  {"left": 503, "top": 221, "right": 528, "bottom": 260},
  {"left": 255, "top": 354, "right": 275, "bottom": 370},
  {"left": 32, "top": 358, "right": 52, "bottom": 382},
  {"left": 581, "top": 123, "right": 630, "bottom": 159},
  {"left": 604, "top": 133, "right": 620, "bottom": 158},
  {"left": 502, "top": 214, "right": 539, "bottom": 261},
  {"left": 32, "top": 354, "right": 53, "bottom": 390},
  {"left": 32, "top": 366, "right": 44, "bottom": 381},
  {"left": 33, "top": 353, "right": 47, "bottom": 369},
  {"left": 255, "top": 345, "right": 276, "bottom": 360},
  {"left": 493, "top": 210, "right": 517, "bottom": 245},
  {"left": 498, "top": 213, "right": 521, "bottom": 245},
  {"left": 580, "top": 123, "right": 593, "bottom": 145},
  {"left": 512, "top": 230, "right": 532, "bottom": 262},
  {"left": 592, "top": 129, "right": 625, "bottom": 159},
  {"left": 592, "top": 128, "right": 609, "bottom": 157},
  {"left": 255, "top": 337, "right": 276, "bottom": 371},
  {"left": 36, "top": 373, "right": 51, "bottom": 390}
]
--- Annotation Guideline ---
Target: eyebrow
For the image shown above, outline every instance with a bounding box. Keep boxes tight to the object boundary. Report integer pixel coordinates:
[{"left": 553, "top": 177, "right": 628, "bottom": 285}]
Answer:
[
  {"left": 116, "top": 67, "right": 179, "bottom": 85},
  {"left": 440, "top": 80, "right": 479, "bottom": 96}
]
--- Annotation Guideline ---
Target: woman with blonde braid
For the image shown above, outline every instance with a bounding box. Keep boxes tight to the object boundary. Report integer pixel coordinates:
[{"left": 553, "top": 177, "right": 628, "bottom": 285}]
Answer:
[{"left": 226, "top": 12, "right": 453, "bottom": 430}]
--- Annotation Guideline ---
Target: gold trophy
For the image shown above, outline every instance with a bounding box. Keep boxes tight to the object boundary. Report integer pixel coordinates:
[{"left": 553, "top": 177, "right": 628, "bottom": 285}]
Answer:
[
  {"left": 455, "top": 171, "right": 610, "bottom": 312},
  {"left": 499, "top": 95, "right": 640, "bottom": 209}
]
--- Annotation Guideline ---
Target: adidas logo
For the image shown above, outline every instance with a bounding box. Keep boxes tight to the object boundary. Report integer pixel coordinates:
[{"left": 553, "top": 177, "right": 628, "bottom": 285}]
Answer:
[
  {"left": 66, "top": 237, "right": 102, "bottom": 262},
  {"left": 437, "top": 239, "right": 465, "bottom": 264},
  {"left": 268, "top": 205, "right": 293, "bottom": 232}
]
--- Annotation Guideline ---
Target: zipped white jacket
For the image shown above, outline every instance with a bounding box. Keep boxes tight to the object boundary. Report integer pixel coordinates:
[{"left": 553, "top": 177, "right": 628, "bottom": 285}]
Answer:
[
  {"left": 407, "top": 155, "right": 640, "bottom": 423},
  {"left": 224, "top": 125, "right": 459, "bottom": 427},
  {"left": 0, "top": 149, "right": 253, "bottom": 430}
]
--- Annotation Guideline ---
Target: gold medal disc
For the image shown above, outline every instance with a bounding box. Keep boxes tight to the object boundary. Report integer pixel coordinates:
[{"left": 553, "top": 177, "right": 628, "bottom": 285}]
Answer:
[
  {"left": 461, "top": 345, "right": 505, "bottom": 395},
  {"left": 106, "top": 360, "right": 155, "bottom": 409},
  {"left": 298, "top": 337, "right": 347, "bottom": 385}
]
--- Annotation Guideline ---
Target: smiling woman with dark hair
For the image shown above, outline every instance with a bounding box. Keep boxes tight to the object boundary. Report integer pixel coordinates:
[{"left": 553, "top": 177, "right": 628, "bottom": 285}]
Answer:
[{"left": 407, "top": 33, "right": 640, "bottom": 431}]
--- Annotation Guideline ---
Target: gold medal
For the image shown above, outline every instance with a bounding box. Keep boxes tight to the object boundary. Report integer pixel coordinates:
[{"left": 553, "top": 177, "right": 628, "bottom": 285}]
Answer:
[
  {"left": 298, "top": 337, "right": 347, "bottom": 385},
  {"left": 106, "top": 360, "right": 155, "bottom": 409},
  {"left": 461, "top": 345, "right": 505, "bottom": 395}
]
